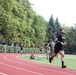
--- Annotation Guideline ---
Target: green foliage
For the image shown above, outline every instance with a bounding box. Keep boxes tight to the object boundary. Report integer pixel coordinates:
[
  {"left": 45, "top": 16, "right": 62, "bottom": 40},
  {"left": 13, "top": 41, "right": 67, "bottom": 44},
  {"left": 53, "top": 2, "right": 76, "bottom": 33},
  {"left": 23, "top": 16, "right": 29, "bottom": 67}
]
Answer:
[
  {"left": 0, "top": 0, "right": 75, "bottom": 53},
  {"left": 63, "top": 25, "right": 76, "bottom": 54},
  {"left": 47, "top": 15, "right": 61, "bottom": 40},
  {"left": 0, "top": 0, "right": 47, "bottom": 47},
  {"left": 0, "top": 45, "right": 46, "bottom": 53}
]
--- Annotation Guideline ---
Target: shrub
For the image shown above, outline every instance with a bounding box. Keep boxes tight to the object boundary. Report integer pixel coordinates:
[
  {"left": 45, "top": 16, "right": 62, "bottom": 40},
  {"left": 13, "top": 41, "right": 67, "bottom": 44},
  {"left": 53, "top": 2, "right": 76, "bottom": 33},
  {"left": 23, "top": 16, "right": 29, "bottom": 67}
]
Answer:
[{"left": 0, "top": 45, "right": 46, "bottom": 53}]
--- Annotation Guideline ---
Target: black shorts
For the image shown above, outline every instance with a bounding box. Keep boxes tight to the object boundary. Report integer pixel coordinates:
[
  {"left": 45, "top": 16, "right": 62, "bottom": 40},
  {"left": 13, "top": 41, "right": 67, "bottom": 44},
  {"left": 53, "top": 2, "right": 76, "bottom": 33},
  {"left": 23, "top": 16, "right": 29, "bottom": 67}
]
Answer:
[
  {"left": 21, "top": 47, "right": 23, "bottom": 50},
  {"left": 55, "top": 44, "right": 64, "bottom": 53}
]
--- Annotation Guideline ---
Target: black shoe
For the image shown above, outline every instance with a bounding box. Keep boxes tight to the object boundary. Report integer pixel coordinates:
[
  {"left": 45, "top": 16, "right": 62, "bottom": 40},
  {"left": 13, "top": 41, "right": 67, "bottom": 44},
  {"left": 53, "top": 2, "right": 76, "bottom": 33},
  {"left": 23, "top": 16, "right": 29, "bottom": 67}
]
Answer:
[
  {"left": 62, "top": 65, "right": 67, "bottom": 68},
  {"left": 49, "top": 57, "right": 53, "bottom": 63}
]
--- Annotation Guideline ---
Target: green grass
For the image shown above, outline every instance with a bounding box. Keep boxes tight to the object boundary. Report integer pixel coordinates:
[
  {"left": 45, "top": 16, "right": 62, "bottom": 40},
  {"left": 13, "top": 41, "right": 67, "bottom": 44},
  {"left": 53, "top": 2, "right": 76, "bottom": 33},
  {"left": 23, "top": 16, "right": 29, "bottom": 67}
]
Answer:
[{"left": 18, "top": 54, "right": 76, "bottom": 70}]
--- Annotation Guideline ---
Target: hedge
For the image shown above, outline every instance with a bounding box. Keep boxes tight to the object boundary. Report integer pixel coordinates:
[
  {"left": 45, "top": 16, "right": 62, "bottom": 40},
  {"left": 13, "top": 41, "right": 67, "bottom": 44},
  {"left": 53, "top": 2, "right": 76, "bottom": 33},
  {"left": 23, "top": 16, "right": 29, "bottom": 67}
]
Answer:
[{"left": 0, "top": 45, "right": 46, "bottom": 53}]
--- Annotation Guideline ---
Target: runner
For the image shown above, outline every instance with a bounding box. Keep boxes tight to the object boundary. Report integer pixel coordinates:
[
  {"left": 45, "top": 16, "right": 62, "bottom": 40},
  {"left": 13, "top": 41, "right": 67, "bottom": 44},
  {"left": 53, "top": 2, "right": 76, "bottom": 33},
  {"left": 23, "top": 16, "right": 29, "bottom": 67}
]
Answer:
[{"left": 49, "top": 28, "right": 67, "bottom": 68}]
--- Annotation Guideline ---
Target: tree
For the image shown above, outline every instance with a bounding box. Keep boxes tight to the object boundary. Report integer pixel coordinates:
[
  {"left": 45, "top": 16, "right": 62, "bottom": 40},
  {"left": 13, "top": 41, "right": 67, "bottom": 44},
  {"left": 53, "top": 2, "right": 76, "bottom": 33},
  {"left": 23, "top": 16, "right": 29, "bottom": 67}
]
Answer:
[
  {"left": 47, "top": 15, "right": 54, "bottom": 40},
  {"left": 55, "top": 17, "right": 61, "bottom": 33},
  {"left": 63, "top": 25, "right": 76, "bottom": 54},
  {"left": 0, "top": 0, "right": 48, "bottom": 47},
  {"left": 31, "top": 15, "right": 47, "bottom": 47},
  {"left": 47, "top": 15, "right": 61, "bottom": 41}
]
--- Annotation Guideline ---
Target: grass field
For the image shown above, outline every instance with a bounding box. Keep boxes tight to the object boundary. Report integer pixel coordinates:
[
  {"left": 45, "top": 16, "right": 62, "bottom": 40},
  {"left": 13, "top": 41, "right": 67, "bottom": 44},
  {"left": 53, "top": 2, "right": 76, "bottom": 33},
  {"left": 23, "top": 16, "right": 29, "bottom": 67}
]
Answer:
[{"left": 18, "top": 54, "right": 76, "bottom": 70}]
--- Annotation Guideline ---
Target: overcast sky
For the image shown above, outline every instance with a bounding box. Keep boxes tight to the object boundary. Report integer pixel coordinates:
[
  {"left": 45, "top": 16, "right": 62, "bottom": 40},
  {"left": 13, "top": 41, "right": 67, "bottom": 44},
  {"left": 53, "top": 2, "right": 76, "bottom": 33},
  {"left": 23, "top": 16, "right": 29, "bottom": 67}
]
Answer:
[{"left": 29, "top": 0, "right": 76, "bottom": 26}]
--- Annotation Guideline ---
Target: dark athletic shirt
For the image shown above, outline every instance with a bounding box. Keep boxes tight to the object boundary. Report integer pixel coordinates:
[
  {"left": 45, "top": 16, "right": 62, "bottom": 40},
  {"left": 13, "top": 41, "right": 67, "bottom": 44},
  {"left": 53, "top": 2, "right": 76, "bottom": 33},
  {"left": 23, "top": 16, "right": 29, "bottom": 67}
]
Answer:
[{"left": 57, "top": 32, "right": 65, "bottom": 45}]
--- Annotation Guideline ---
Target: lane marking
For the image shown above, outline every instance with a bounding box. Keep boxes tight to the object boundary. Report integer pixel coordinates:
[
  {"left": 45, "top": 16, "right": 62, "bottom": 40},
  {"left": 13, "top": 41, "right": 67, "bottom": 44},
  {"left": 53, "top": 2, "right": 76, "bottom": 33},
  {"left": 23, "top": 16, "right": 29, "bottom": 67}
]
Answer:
[
  {"left": 4, "top": 55, "right": 75, "bottom": 75},
  {"left": 0, "top": 72, "right": 7, "bottom": 75},
  {"left": 0, "top": 62, "right": 44, "bottom": 75}
]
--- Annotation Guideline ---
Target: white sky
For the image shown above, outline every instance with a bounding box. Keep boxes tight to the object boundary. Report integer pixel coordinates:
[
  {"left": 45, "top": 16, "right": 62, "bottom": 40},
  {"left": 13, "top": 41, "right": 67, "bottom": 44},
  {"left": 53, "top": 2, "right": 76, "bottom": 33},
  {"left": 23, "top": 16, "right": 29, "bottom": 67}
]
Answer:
[{"left": 29, "top": 0, "right": 76, "bottom": 27}]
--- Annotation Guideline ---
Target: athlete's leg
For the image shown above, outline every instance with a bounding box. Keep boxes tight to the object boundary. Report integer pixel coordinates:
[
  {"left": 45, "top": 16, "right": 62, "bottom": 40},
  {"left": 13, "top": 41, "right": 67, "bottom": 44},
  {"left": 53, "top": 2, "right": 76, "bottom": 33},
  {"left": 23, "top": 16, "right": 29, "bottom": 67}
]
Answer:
[
  {"left": 49, "top": 45, "right": 59, "bottom": 63},
  {"left": 21, "top": 50, "right": 23, "bottom": 55},
  {"left": 60, "top": 50, "right": 66, "bottom": 68},
  {"left": 49, "top": 53, "right": 57, "bottom": 63},
  {"left": 51, "top": 53, "right": 57, "bottom": 58},
  {"left": 46, "top": 52, "right": 48, "bottom": 59}
]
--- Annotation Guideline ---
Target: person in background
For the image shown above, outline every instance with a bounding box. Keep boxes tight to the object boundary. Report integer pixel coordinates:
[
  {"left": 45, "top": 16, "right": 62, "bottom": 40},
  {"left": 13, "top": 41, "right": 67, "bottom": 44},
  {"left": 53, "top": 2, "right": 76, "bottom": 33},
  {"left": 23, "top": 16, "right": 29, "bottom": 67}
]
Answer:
[
  {"left": 30, "top": 51, "right": 35, "bottom": 60},
  {"left": 49, "top": 28, "right": 67, "bottom": 68},
  {"left": 45, "top": 44, "right": 50, "bottom": 60},
  {"left": 3, "top": 42, "right": 7, "bottom": 53},
  {"left": 19, "top": 43, "right": 24, "bottom": 55},
  {"left": 39, "top": 47, "right": 42, "bottom": 54},
  {"left": 48, "top": 39, "right": 55, "bottom": 56}
]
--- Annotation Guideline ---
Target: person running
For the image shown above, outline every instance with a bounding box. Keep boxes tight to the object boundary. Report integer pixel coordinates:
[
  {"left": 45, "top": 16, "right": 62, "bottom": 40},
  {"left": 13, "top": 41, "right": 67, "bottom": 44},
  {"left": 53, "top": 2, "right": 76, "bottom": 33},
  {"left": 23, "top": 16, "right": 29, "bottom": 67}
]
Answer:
[{"left": 49, "top": 28, "right": 67, "bottom": 68}]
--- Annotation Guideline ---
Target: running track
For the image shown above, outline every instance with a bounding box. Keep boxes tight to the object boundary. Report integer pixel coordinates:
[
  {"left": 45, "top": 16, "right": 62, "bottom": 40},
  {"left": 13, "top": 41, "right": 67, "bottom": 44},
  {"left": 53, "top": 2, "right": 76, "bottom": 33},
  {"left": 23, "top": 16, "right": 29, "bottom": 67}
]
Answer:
[{"left": 0, "top": 53, "right": 76, "bottom": 75}]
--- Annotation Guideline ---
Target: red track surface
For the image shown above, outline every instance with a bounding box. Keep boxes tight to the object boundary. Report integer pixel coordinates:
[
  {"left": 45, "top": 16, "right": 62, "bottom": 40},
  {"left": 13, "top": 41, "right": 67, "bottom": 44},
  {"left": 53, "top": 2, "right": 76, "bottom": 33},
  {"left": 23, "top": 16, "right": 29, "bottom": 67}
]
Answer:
[{"left": 0, "top": 53, "right": 76, "bottom": 75}]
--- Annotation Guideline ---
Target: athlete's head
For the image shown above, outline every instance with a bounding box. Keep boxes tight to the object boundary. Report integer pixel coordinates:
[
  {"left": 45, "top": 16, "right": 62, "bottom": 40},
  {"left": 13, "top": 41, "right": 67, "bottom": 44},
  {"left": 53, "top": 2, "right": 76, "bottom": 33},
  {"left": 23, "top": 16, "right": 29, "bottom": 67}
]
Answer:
[{"left": 60, "top": 28, "right": 65, "bottom": 33}]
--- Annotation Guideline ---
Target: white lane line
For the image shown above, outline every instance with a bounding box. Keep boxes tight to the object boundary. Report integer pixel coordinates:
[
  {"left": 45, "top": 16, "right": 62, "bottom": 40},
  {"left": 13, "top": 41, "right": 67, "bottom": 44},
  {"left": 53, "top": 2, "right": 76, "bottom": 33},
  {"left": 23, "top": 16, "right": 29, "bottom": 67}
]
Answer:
[
  {"left": 4, "top": 56, "right": 74, "bottom": 75},
  {"left": 0, "top": 72, "right": 7, "bottom": 75},
  {"left": 0, "top": 62, "right": 44, "bottom": 75}
]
